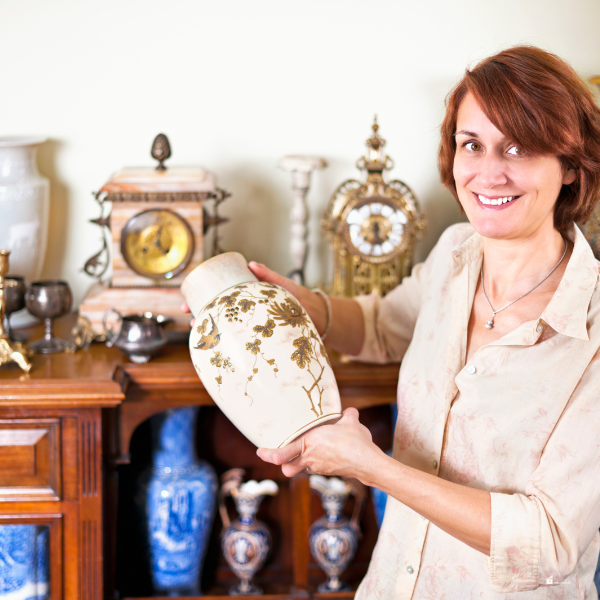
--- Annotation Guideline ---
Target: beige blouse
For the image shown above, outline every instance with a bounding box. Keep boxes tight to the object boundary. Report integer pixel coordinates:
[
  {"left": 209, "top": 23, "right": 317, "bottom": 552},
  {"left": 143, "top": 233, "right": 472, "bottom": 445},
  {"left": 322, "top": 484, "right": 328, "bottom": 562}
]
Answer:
[{"left": 352, "top": 223, "right": 600, "bottom": 599}]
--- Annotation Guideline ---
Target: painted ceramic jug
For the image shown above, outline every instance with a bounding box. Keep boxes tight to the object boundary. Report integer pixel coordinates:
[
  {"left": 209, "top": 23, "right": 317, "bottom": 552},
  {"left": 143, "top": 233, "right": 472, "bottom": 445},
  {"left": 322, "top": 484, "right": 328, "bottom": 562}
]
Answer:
[
  {"left": 138, "top": 406, "right": 218, "bottom": 596},
  {"left": 181, "top": 252, "right": 342, "bottom": 449},
  {"left": 308, "top": 475, "right": 366, "bottom": 593},
  {"left": 219, "top": 468, "right": 278, "bottom": 596}
]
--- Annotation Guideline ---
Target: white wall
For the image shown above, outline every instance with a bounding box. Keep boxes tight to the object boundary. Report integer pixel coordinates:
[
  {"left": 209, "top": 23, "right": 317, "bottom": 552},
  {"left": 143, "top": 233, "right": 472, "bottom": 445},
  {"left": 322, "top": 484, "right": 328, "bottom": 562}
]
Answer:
[{"left": 2, "top": 0, "right": 600, "bottom": 303}]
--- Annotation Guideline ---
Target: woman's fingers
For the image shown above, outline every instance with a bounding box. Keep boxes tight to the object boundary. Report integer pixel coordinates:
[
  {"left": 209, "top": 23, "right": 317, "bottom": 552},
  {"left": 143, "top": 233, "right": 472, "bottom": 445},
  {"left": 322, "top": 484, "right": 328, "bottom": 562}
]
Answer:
[
  {"left": 181, "top": 302, "right": 190, "bottom": 314},
  {"left": 281, "top": 455, "right": 309, "bottom": 478},
  {"left": 257, "top": 438, "right": 303, "bottom": 465},
  {"left": 248, "top": 262, "right": 303, "bottom": 296}
]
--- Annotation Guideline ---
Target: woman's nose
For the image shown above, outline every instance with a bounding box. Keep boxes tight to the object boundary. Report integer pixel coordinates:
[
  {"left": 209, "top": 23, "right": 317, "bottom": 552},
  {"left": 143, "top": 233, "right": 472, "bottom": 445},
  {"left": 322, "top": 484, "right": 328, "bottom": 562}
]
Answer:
[{"left": 477, "top": 152, "right": 508, "bottom": 190}]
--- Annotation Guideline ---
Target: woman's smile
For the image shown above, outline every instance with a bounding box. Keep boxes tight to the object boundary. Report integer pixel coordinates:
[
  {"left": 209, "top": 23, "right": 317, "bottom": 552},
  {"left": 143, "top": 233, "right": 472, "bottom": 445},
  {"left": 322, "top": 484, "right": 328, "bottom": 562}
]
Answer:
[{"left": 473, "top": 192, "right": 522, "bottom": 209}]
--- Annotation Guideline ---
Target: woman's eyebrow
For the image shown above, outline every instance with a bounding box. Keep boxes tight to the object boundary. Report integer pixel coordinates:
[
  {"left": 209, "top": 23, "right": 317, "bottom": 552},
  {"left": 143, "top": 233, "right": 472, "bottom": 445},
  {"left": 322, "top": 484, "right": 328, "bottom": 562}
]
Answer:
[{"left": 454, "top": 130, "right": 478, "bottom": 137}]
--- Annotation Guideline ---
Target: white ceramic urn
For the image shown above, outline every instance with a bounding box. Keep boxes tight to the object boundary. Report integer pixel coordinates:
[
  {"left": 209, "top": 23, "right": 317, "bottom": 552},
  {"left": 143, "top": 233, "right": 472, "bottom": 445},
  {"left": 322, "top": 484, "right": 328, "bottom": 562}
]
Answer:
[
  {"left": 181, "top": 253, "right": 342, "bottom": 449},
  {"left": 0, "top": 137, "right": 49, "bottom": 281}
]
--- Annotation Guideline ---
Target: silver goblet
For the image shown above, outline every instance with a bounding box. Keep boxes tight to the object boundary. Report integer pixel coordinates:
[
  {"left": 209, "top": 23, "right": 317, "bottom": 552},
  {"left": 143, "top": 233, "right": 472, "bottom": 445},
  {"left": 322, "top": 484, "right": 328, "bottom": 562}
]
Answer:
[
  {"left": 26, "top": 280, "right": 75, "bottom": 353},
  {"left": 4, "top": 276, "right": 27, "bottom": 342}
]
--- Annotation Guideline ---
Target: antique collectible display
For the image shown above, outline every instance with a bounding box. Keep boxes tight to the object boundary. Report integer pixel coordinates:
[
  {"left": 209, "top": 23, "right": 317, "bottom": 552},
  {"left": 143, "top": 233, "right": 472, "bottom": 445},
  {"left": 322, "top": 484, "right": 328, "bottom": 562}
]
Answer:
[
  {"left": 79, "top": 134, "right": 230, "bottom": 334},
  {"left": 0, "top": 138, "right": 49, "bottom": 308},
  {"left": 322, "top": 118, "right": 426, "bottom": 297},
  {"left": 181, "top": 252, "right": 342, "bottom": 449},
  {"left": 25, "top": 280, "right": 75, "bottom": 354},
  {"left": 4, "top": 275, "right": 27, "bottom": 341},
  {"left": 219, "top": 468, "right": 278, "bottom": 596},
  {"left": 137, "top": 406, "right": 218, "bottom": 596},
  {"left": 102, "top": 309, "right": 171, "bottom": 363},
  {"left": 308, "top": 475, "right": 366, "bottom": 593},
  {"left": 0, "top": 250, "right": 31, "bottom": 371},
  {"left": 278, "top": 155, "right": 327, "bottom": 284}
]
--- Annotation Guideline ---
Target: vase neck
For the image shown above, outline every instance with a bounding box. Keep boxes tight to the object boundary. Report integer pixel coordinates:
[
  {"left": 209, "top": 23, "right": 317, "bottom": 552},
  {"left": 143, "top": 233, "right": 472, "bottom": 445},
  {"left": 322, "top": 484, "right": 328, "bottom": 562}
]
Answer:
[
  {"left": 0, "top": 144, "right": 42, "bottom": 182},
  {"left": 152, "top": 406, "right": 199, "bottom": 469}
]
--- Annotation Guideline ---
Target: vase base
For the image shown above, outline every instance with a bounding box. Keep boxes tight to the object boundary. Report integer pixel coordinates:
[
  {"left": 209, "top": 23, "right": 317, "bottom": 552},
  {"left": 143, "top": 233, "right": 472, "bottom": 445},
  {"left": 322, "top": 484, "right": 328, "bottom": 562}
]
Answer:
[
  {"left": 318, "top": 577, "right": 351, "bottom": 593},
  {"left": 278, "top": 413, "right": 342, "bottom": 448},
  {"left": 229, "top": 580, "right": 262, "bottom": 596}
]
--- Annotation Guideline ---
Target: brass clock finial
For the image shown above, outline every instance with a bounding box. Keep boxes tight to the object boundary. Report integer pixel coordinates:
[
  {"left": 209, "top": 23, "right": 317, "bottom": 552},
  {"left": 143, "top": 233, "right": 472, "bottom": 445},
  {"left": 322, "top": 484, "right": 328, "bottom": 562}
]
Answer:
[
  {"left": 361, "top": 116, "right": 389, "bottom": 173},
  {"left": 151, "top": 133, "right": 171, "bottom": 171},
  {"left": 0, "top": 250, "right": 31, "bottom": 372}
]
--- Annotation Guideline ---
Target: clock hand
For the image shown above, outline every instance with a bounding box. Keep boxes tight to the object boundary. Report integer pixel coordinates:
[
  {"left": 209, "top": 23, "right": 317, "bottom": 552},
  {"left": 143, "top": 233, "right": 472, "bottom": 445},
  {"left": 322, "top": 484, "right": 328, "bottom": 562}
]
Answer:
[{"left": 154, "top": 226, "right": 169, "bottom": 255}]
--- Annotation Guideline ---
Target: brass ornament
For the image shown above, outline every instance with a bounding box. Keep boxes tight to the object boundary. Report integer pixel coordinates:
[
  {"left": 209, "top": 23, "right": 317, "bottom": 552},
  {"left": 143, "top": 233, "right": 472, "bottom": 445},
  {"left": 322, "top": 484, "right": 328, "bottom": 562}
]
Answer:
[
  {"left": 0, "top": 251, "right": 31, "bottom": 372},
  {"left": 151, "top": 133, "right": 172, "bottom": 171},
  {"left": 322, "top": 118, "right": 426, "bottom": 297}
]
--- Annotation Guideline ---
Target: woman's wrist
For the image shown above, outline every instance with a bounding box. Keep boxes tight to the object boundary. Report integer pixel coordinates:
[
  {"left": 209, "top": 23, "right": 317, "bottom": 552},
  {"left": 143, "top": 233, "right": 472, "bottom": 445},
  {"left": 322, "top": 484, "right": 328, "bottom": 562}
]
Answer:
[
  {"left": 306, "top": 289, "right": 329, "bottom": 337},
  {"left": 312, "top": 289, "right": 332, "bottom": 340}
]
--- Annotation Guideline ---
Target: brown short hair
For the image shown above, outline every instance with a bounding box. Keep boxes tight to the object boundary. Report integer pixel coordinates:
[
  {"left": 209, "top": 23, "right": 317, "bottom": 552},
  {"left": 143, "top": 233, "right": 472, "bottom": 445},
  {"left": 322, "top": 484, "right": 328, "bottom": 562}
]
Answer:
[{"left": 438, "top": 46, "right": 600, "bottom": 232}]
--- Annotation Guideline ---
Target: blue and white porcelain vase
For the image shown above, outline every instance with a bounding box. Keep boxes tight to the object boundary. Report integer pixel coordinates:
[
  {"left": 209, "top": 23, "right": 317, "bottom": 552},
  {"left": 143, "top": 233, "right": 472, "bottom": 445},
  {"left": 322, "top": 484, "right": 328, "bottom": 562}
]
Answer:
[
  {"left": 139, "top": 406, "right": 218, "bottom": 596},
  {"left": 219, "top": 469, "right": 278, "bottom": 596},
  {"left": 309, "top": 475, "right": 366, "bottom": 593},
  {"left": 0, "top": 524, "right": 50, "bottom": 600}
]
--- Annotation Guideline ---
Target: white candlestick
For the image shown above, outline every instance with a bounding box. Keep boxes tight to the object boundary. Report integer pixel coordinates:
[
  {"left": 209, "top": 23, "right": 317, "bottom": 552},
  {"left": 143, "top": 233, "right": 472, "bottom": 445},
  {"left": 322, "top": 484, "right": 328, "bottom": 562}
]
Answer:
[{"left": 278, "top": 155, "right": 327, "bottom": 285}]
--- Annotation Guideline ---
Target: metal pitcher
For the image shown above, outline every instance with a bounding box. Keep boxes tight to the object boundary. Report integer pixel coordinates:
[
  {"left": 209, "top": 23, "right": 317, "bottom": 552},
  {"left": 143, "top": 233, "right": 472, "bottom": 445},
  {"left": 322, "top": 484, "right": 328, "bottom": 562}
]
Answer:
[{"left": 102, "top": 310, "right": 171, "bottom": 363}]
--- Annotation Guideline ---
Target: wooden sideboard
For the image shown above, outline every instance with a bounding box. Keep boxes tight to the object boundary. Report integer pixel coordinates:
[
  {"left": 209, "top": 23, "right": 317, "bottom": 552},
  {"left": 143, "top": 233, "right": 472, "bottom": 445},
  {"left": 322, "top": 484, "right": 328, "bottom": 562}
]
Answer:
[{"left": 0, "top": 316, "right": 399, "bottom": 600}]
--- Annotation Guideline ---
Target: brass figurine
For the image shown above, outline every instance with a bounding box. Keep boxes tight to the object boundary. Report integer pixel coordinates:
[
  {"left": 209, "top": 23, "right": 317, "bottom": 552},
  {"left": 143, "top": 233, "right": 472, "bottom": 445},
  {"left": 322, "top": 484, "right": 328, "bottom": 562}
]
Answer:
[
  {"left": 322, "top": 117, "right": 426, "bottom": 297},
  {"left": 151, "top": 133, "right": 172, "bottom": 171},
  {"left": 0, "top": 251, "right": 31, "bottom": 372}
]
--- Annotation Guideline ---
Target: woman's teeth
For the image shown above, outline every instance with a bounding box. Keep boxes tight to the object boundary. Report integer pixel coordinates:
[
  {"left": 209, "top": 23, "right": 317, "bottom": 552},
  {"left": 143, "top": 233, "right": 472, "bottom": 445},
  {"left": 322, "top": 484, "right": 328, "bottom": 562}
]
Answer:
[{"left": 477, "top": 194, "right": 517, "bottom": 206}]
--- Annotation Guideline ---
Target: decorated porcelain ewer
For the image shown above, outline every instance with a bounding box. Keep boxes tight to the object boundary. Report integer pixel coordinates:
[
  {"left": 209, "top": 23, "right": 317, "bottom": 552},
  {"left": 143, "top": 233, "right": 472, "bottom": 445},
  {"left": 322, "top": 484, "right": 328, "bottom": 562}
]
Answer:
[
  {"left": 219, "top": 469, "right": 278, "bottom": 596},
  {"left": 309, "top": 475, "right": 366, "bottom": 593},
  {"left": 181, "top": 252, "right": 342, "bottom": 449}
]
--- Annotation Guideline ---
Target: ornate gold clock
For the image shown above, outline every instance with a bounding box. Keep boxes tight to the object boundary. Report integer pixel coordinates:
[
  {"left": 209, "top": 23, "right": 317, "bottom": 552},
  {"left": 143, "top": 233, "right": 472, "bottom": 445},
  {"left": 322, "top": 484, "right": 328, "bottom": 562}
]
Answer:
[
  {"left": 322, "top": 119, "right": 425, "bottom": 297},
  {"left": 79, "top": 134, "right": 230, "bottom": 334}
]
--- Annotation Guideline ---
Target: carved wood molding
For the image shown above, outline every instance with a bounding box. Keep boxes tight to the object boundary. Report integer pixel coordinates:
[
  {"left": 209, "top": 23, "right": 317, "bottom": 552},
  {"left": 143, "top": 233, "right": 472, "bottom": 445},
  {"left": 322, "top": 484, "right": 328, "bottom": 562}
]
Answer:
[{"left": 0, "top": 379, "right": 123, "bottom": 407}]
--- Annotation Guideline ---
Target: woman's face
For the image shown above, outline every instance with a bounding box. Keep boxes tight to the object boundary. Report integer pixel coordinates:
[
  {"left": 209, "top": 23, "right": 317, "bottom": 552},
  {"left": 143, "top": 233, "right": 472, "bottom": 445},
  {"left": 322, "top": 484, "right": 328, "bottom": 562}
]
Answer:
[{"left": 453, "top": 93, "right": 575, "bottom": 241}]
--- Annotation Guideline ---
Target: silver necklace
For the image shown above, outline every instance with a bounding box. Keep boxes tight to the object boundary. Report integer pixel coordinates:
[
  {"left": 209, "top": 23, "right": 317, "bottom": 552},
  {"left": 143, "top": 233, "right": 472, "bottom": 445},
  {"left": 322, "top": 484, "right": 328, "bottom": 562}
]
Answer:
[{"left": 481, "top": 237, "right": 568, "bottom": 330}]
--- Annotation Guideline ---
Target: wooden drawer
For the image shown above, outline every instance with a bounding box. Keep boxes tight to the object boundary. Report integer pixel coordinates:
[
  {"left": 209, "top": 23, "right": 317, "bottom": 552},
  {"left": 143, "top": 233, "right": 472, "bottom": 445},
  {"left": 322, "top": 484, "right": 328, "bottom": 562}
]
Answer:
[{"left": 0, "top": 419, "right": 61, "bottom": 501}]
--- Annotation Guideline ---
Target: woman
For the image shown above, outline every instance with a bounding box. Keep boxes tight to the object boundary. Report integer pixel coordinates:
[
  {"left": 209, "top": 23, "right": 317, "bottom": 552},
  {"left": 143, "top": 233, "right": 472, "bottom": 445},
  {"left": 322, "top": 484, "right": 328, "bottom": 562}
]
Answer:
[{"left": 189, "top": 47, "right": 600, "bottom": 597}]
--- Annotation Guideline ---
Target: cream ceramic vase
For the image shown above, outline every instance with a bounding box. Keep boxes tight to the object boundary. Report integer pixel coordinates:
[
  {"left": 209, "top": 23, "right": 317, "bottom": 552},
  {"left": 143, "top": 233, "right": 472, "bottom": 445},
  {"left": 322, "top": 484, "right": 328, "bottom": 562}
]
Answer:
[{"left": 181, "top": 252, "right": 342, "bottom": 448}]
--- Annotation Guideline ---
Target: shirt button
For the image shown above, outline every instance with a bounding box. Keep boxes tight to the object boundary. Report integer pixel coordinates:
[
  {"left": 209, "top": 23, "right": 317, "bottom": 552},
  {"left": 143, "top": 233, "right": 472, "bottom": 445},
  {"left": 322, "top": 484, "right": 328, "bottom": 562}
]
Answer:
[
  {"left": 467, "top": 365, "right": 476, "bottom": 374},
  {"left": 536, "top": 324, "right": 544, "bottom": 333},
  {"left": 433, "top": 459, "right": 438, "bottom": 469},
  {"left": 407, "top": 566, "right": 414, "bottom": 574}
]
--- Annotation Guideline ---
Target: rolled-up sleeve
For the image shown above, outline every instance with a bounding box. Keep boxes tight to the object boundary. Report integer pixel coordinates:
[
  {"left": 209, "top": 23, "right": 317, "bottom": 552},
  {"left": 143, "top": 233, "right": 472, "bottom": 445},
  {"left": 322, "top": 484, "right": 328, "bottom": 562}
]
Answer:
[
  {"left": 348, "top": 226, "right": 458, "bottom": 364},
  {"left": 489, "top": 352, "right": 600, "bottom": 592}
]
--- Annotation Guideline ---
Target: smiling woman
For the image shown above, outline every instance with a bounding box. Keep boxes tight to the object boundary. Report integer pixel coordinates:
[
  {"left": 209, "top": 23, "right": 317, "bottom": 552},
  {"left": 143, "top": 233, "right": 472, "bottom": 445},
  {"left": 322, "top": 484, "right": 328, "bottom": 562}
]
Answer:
[{"left": 249, "top": 46, "right": 600, "bottom": 599}]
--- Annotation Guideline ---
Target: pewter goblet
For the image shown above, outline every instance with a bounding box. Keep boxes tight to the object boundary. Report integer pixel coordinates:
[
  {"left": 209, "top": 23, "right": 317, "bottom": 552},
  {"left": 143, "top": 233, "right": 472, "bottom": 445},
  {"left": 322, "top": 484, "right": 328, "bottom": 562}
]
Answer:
[
  {"left": 4, "top": 276, "right": 27, "bottom": 342},
  {"left": 26, "top": 280, "right": 75, "bottom": 353}
]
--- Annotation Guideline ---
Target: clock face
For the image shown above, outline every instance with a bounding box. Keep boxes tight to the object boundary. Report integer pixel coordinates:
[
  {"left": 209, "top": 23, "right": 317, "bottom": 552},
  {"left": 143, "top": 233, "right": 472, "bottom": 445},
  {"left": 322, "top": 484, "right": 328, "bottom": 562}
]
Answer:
[
  {"left": 343, "top": 198, "right": 409, "bottom": 263},
  {"left": 121, "top": 208, "right": 194, "bottom": 279}
]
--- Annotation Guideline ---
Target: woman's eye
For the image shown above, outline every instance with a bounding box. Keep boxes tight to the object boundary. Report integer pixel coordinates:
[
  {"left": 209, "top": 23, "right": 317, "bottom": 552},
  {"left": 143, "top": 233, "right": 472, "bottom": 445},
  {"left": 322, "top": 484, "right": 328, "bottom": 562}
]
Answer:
[
  {"left": 507, "top": 145, "right": 525, "bottom": 156},
  {"left": 464, "top": 141, "right": 482, "bottom": 152}
]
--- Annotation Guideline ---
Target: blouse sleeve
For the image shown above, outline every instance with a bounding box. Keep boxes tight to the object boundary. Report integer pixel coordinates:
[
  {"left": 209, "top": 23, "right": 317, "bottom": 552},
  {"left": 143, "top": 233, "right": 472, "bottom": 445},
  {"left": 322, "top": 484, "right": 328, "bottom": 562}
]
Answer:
[
  {"left": 348, "top": 225, "right": 460, "bottom": 364},
  {"left": 489, "top": 351, "right": 600, "bottom": 592}
]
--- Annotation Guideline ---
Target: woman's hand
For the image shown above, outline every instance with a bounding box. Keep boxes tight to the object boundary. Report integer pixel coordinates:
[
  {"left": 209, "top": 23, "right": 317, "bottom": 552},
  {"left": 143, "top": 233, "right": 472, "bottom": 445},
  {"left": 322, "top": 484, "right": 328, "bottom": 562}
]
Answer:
[
  {"left": 248, "top": 262, "right": 329, "bottom": 335},
  {"left": 256, "top": 408, "right": 383, "bottom": 482}
]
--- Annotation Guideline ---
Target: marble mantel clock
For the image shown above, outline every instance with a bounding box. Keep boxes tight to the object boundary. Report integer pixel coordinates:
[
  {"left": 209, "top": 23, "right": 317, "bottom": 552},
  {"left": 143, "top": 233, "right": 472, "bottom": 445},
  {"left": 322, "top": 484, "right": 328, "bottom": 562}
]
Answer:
[
  {"left": 321, "top": 119, "right": 426, "bottom": 297},
  {"left": 79, "top": 134, "right": 229, "bottom": 334}
]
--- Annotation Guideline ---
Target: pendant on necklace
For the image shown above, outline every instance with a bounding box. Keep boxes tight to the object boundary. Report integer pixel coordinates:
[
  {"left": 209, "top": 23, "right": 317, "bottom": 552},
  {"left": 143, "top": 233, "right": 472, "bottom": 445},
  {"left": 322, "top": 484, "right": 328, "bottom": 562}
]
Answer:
[{"left": 485, "top": 317, "right": 494, "bottom": 330}]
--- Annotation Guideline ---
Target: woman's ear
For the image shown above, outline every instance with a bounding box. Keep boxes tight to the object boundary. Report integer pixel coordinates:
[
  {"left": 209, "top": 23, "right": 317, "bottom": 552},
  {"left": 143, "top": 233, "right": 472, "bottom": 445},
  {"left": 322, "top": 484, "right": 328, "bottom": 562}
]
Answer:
[{"left": 562, "top": 165, "right": 577, "bottom": 185}]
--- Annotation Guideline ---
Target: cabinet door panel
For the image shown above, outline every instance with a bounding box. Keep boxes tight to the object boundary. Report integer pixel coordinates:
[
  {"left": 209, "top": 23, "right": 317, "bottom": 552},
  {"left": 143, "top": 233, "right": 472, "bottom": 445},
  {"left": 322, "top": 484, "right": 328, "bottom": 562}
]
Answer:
[{"left": 0, "top": 420, "right": 61, "bottom": 501}]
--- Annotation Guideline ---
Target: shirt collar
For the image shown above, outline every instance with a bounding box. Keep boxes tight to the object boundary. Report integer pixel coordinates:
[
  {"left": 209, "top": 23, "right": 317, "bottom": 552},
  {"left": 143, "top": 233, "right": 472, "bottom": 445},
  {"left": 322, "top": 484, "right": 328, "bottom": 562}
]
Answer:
[{"left": 450, "top": 224, "right": 599, "bottom": 341}]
